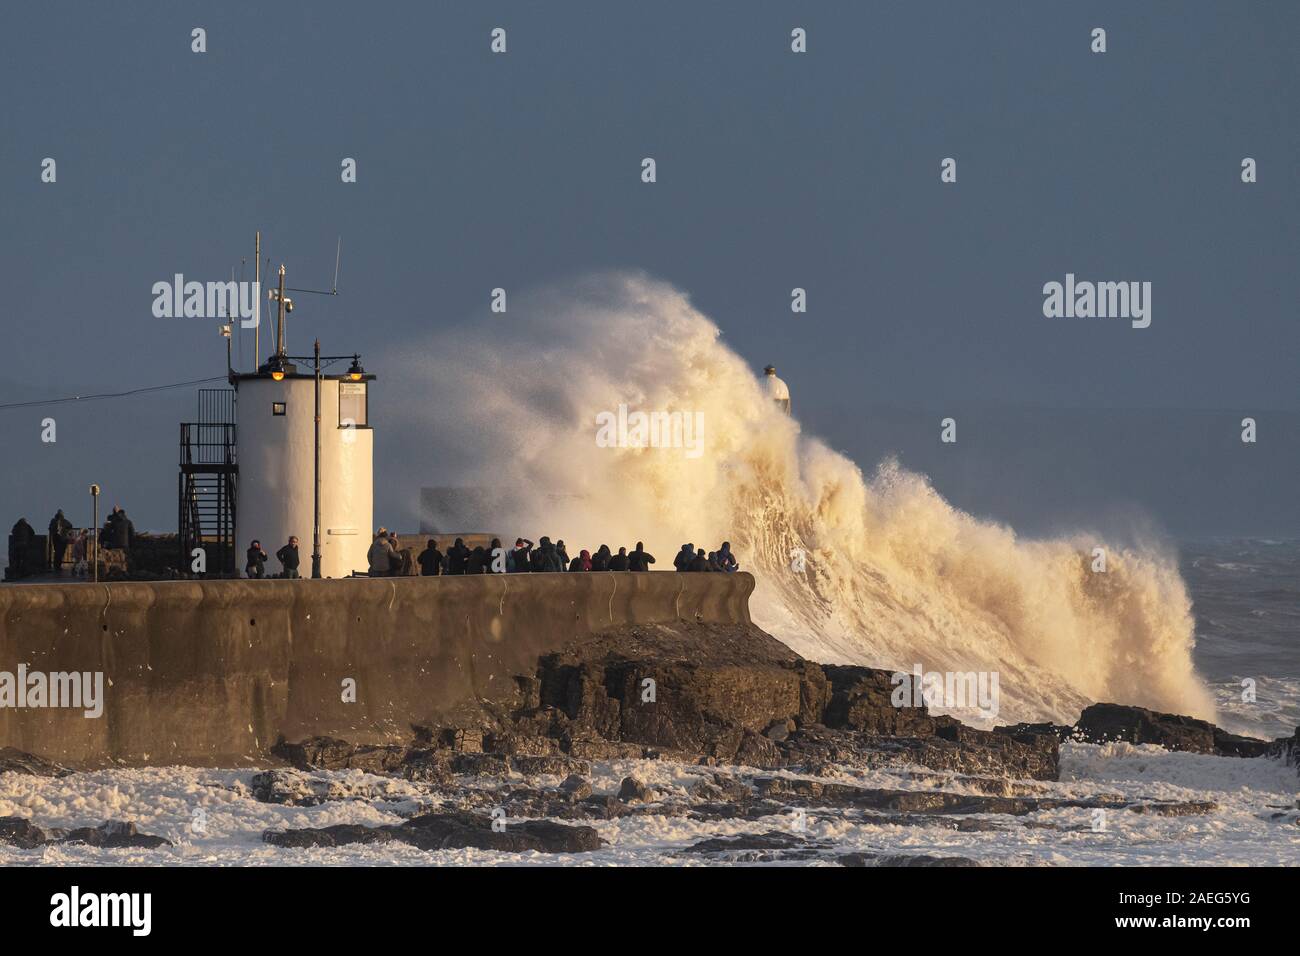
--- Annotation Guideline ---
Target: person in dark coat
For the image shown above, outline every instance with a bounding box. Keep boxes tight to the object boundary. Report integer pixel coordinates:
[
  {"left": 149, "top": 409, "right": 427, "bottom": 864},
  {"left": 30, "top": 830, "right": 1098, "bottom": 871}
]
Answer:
[
  {"left": 688, "top": 548, "right": 711, "bottom": 572},
  {"left": 109, "top": 507, "right": 135, "bottom": 550},
  {"left": 716, "top": 541, "right": 739, "bottom": 573},
  {"left": 628, "top": 542, "right": 655, "bottom": 572},
  {"left": 276, "top": 536, "right": 301, "bottom": 579},
  {"left": 48, "top": 510, "right": 72, "bottom": 574},
  {"left": 9, "top": 517, "right": 35, "bottom": 577},
  {"left": 533, "top": 537, "right": 563, "bottom": 572},
  {"left": 418, "top": 539, "right": 443, "bottom": 576},
  {"left": 465, "top": 546, "right": 489, "bottom": 574},
  {"left": 608, "top": 546, "right": 630, "bottom": 571},
  {"left": 510, "top": 538, "right": 532, "bottom": 573},
  {"left": 555, "top": 540, "right": 570, "bottom": 570},
  {"left": 446, "top": 538, "right": 469, "bottom": 575},
  {"left": 591, "top": 544, "right": 611, "bottom": 571},
  {"left": 673, "top": 543, "right": 695, "bottom": 572},
  {"left": 246, "top": 539, "right": 268, "bottom": 578},
  {"left": 569, "top": 549, "right": 592, "bottom": 572}
]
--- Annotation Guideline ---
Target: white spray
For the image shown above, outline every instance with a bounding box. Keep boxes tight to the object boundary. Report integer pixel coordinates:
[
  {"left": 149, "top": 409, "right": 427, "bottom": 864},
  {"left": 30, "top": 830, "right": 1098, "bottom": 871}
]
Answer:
[{"left": 381, "top": 272, "right": 1215, "bottom": 726}]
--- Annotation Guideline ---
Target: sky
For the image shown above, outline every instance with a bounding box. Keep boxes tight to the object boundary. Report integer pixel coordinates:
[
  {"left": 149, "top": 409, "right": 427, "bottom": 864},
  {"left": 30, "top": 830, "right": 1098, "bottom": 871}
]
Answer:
[{"left": 0, "top": 1, "right": 1296, "bottom": 538}]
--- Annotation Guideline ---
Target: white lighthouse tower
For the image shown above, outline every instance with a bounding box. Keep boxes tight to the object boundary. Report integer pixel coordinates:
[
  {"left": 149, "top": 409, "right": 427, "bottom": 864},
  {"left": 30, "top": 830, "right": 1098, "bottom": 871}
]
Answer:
[
  {"left": 762, "top": 364, "right": 791, "bottom": 414},
  {"left": 235, "top": 264, "right": 374, "bottom": 578}
]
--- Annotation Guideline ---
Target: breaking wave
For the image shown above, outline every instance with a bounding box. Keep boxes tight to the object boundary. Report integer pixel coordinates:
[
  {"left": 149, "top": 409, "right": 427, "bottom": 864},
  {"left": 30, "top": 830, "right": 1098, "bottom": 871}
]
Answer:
[{"left": 381, "top": 272, "right": 1215, "bottom": 726}]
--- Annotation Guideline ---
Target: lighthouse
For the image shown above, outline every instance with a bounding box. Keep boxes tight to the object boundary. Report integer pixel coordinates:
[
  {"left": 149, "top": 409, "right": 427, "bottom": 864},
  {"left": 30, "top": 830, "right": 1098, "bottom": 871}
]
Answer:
[
  {"left": 234, "top": 264, "right": 374, "bottom": 579},
  {"left": 762, "top": 365, "right": 791, "bottom": 414}
]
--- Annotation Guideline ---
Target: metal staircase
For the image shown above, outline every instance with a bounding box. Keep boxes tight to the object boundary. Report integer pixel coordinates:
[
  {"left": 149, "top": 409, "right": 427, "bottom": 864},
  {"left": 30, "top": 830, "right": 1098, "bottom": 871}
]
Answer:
[{"left": 178, "top": 389, "right": 237, "bottom": 575}]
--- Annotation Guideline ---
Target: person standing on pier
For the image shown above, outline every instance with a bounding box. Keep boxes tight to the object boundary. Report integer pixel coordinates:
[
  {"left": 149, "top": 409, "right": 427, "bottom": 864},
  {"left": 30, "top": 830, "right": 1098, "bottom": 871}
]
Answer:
[{"left": 276, "top": 536, "right": 301, "bottom": 579}]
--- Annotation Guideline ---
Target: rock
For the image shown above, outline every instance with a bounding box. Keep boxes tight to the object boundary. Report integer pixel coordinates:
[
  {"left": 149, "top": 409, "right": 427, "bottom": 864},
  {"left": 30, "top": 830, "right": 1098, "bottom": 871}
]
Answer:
[
  {"left": 484, "top": 734, "right": 558, "bottom": 757},
  {"left": 780, "top": 724, "right": 1059, "bottom": 781},
  {"left": 993, "top": 723, "right": 1074, "bottom": 743},
  {"left": 564, "top": 737, "right": 644, "bottom": 761},
  {"left": 0, "top": 816, "right": 48, "bottom": 848},
  {"left": 400, "top": 749, "right": 455, "bottom": 785},
  {"left": 837, "top": 851, "right": 979, "bottom": 867},
  {"left": 264, "top": 824, "right": 399, "bottom": 849},
  {"left": 1212, "top": 728, "right": 1272, "bottom": 759},
  {"left": 822, "top": 665, "right": 935, "bottom": 736},
  {"left": 763, "top": 719, "right": 792, "bottom": 742},
  {"left": 559, "top": 774, "right": 593, "bottom": 800},
  {"left": 1073, "top": 703, "right": 1269, "bottom": 757},
  {"left": 512, "top": 755, "right": 590, "bottom": 777},
  {"left": 267, "top": 812, "right": 603, "bottom": 854},
  {"left": 1125, "top": 801, "right": 1218, "bottom": 816},
  {"left": 735, "top": 730, "right": 783, "bottom": 768},
  {"left": 448, "top": 729, "right": 484, "bottom": 753},
  {"left": 248, "top": 769, "right": 389, "bottom": 807},
  {"left": 683, "top": 830, "right": 832, "bottom": 863},
  {"left": 59, "top": 820, "right": 172, "bottom": 849},
  {"left": 618, "top": 775, "right": 655, "bottom": 803},
  {"left": 0, "top": 748, "right": 72, "bottom": 778},
  {"left": 0, "top": 817, "right": 170, "bottom": 849},
  {"left": 450, "top": 753, "right": 510, "bottom": 776},
  {"left": 271, "top": 735, "right": 356, "bottom": 770}
]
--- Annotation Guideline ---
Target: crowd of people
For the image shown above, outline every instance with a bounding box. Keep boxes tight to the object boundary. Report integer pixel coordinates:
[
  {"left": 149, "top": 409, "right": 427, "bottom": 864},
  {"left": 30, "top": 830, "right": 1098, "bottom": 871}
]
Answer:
[
  {"left": 8, "top": 509, "right": 741, "bottom": 582},
  {"left": 6, "top": 507, "right": 135, "bottom": 579},
  {"left": 375, "top": 534, "right": 741, "bottom": 577}
]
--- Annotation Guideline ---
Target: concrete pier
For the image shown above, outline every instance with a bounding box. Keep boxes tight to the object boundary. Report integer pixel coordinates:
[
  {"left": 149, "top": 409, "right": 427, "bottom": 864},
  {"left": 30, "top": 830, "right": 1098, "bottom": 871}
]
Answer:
[{"left": 0, "top": 572, "right": 753, "bottom": 767}]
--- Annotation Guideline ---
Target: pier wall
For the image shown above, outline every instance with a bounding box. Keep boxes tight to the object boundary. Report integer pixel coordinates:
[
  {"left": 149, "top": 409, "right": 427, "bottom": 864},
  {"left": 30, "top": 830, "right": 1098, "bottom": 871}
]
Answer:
[{"left": 0, "top": 572, "right": 753, "bottom": 767}]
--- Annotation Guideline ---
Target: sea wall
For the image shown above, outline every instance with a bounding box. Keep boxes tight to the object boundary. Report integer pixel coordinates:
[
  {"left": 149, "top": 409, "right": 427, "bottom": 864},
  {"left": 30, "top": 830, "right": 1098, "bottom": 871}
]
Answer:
[{"left": 0, "top": 572, "right": 753, "bottom": 768}]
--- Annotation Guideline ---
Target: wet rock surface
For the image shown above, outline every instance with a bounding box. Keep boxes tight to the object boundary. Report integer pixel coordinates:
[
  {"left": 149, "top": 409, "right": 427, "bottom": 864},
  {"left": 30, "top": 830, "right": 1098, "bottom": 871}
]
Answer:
[
  {"left": 0, "top": 747, "right": 71, "bottom": 777},
  {"left": 264, "top": 811, "right": 604, "bottom": 854},
  {"left": 0, "top": 817, "right": 172, "bottom": 849}
]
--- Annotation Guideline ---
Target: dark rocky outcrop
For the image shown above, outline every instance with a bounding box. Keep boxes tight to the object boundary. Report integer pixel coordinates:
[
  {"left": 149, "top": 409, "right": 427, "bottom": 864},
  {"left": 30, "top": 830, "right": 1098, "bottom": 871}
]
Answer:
[
  {"left": 0, "top": 817, "right": 171, "bottom": 849},
  {"left": 264, "top": 811, "right": 603, "bottom": 854},
  {"left": 0, "top": 747, "right": 71, "bottom": 777},
  {"left": 1073, "top": 703, "right": 1276, "bottom": 758}
]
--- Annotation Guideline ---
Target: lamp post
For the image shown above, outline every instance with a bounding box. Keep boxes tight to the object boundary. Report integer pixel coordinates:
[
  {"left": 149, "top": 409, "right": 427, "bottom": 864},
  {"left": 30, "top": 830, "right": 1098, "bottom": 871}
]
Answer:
[
  {"left": 89, "top": 484, "right": 100, "bottom": 583},
  {"left": 312, "top": 338, "right": 322, "bottom": 580},
  {"left": 279, "top": 347, "right": 365, "bottom": 580}
]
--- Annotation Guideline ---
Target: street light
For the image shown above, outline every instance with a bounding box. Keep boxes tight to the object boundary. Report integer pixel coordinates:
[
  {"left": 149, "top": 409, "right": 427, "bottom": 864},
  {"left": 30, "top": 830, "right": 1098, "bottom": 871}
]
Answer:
[{"left": 89, "top": 484, "right": 100, "bottom": 583}]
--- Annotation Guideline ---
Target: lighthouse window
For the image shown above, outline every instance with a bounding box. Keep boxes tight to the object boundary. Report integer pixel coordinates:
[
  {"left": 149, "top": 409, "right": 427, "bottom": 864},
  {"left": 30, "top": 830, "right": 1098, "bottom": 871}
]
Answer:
[
  {"left": 339, "top": 381, "right": 367, "bottom": 427},
  {"left": 272, "top": 402, "right": 286, "bottom": 416}
]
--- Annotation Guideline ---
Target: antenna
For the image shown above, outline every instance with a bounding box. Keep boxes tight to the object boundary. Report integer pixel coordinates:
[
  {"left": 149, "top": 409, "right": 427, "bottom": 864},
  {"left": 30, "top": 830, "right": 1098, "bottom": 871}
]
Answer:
[{"left": 285, "top": 236, "right": 343, "bottom": 296}]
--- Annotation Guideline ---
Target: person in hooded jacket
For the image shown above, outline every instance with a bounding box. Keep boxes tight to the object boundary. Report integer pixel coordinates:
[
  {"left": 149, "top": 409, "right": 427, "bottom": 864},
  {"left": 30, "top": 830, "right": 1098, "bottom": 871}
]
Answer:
[
  {"left": 591, "top": 545, "right": 612, "bottom": 571},
  {"left": 673, "top": 543, "right": 694, "bottom": 572},
  {"left": 109, "top": 507, "right": 135, "bottom": 551},
  {"left": 628, "top": 542, "right": 655, "bottom": 572},
  {"left": 9, "top": 517, "right": 35, "bottom": 577},
  {"left": 716, "top": 541, "right": 739, "bottom": 573},
  {"left": 466, "top": 546, "right": 489, "bottom": 574},
  {"left": 446, "top": 538, "right": 469, "bottom": 575},
  {"left": 417, "top": 539, "right": 443, "bottom": 576},
  {"left": 608, "top": 546, "right": 630, "bottom": 571},
  {"left": 569, "top": 548, "right": 592, "bottom": 572},
  {"left": 48, "top": 510, "right": 72, "bottom": 574},
  {"left": 555, "top": 540, "right": 570, "bottom": 570},
  {"left": 368, "top": 530, "right": 395, "bottom": 576},
  {"left": 688, "top": 548, "right": 711, "bottom": 572},
  {"left": 510, "top": 538, "right": 533, "bottom": 573},
  {"left": 532, "top": 536, "right": 563, "bottom": 572}
]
